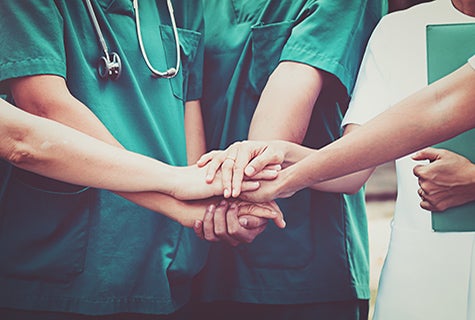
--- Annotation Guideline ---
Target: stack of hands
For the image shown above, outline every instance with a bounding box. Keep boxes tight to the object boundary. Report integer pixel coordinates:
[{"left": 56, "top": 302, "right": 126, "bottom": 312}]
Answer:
[
  {"left": 181, "top": 140, "right": 475, "bottom": 247},
  {"left": 184, "top": 140, "right": 288, "bottom": 247}
]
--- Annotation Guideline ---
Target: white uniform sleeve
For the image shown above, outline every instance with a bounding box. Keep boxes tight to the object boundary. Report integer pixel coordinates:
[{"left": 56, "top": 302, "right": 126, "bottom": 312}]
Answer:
[
  {"left": 342, "top": 19, "right": 393, "bottom": 127},
  {"left": 468, "top": 54, "right": 475, "bottom": 70}
]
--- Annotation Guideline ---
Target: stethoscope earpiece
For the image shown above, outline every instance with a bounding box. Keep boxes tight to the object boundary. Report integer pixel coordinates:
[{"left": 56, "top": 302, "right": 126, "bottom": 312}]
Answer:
[{"left": 98, "top": 52, "right": 122, "bottom": 80}]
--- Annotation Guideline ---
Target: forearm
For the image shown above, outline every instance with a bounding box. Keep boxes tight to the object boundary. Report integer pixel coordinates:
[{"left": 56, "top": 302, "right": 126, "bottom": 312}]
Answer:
[
  {"left": 280, "top": 63, "right": 475, "bottom": 194},
  {"left": 1, "top": 101, "right": 213, "bottom": 227},
  {"left": 8, "top": 75, "right": 221, "bottom": 223},
  {"left": 184, "top": 100, "right": 207, "bottom": 164},
  {"left": 116, "top": 191, "right": 215, "bottom": 228},
  {"left": 2, "top": 101, "right": 183, "bottom": 193},
  {"left": 250, "top": 62, "right": 372, "bottom": 194},
  {"left": 248, "top": 61, "right": 323, "bottom": 143}
]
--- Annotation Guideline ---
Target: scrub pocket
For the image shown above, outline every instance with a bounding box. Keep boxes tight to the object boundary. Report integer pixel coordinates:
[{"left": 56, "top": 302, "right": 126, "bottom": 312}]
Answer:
[
  {"left": 160, "top": 26, "right": 202, "bottom": 101},
  {"left": 249, "top": 20, "right": 294, "bottom": 94},
  {"left": 237, "top": 190, "right": 316, "bottom": 269},
  {"left": 0, "top": 169, "right": 92, "bottom": 283}
]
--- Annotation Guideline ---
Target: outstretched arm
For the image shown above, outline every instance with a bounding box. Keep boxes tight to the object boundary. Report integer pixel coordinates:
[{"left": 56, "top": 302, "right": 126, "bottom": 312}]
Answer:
[{"left": 240, "top": 61, "right": 475, "bottom": 202}]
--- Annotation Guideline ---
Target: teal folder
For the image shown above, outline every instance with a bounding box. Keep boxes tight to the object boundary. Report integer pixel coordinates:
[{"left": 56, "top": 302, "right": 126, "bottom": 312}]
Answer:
[{"left": 426, "top": 22, "right": 475, "bottom": 232}]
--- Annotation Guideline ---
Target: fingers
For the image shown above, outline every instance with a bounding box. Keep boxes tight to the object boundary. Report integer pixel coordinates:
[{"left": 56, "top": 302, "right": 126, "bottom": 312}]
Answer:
[
  {"left": 237, "top": 214, "right": 268, "bottom": 229},
  {"left": 204, "top": 152, "right": 227, "bottom": 183},
  {"left": 267, "top": 201, "right": 286, "bottom": 229},
  {"left": 202, "top": 203, "right": 220, "bottom": 242},
  {"left": 196, "top": 151, "right": 213, "bottom": 167},
  {"left": 193, "top": 220, "right": 204, "bottom": 240},
  {"left": 221, "top": 147, "right": 239, "bottom": 198},
  {"left": 226, "top": 206, "right": 266, "bottom": 244},
  {"left": 245, "top": 146, "right": 283, "bottom": 177},
  {"left": 197, "top": 150, "right": 228, "bottom": 183},
  {"left": 195, "top": 200, "right": 267, "bottom": 246},
  {"left": 237, "top": 201, "right": 286, "bottom": 229},
  {"left": 412, "top": 147, "right": 439, "bottom": 162},
  {"left": 246, "top": 168, "right": 279, "bottom": 180},
  {"left": 214, "top": 202, "right": 240, "bottom": 246},
  {"left": 413, "top": 164, "right": 426, "bottom": 179},
  {"left": 229, "top": 142, "right": 250, "bottom": 199},
  {"left": 241, "top": 180, "right": 260, "bottom": 192}
]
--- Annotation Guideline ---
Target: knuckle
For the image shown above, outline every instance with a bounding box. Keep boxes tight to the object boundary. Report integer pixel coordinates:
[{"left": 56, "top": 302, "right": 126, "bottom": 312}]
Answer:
[
  {"left": 228, "top": 226, "right": 241, "bottom": 237},
  {"left": 204, "top": 233, "right": 216, "bottom": 241},
  {"left": 214, "top": 226, "right": 227, "bottom": 237}
]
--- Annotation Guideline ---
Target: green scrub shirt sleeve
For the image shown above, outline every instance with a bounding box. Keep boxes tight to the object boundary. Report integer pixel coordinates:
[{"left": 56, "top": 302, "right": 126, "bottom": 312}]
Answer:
[
  {"left": 279, "top": 0, "right": 384, "bottom": 94},
  {"left": 0, "top": 1, "right": 66, "bottom": 94}
]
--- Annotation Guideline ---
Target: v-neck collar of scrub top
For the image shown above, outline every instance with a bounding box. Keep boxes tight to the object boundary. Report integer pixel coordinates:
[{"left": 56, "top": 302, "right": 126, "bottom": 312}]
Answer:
[
  {"left": 96, "top": 0, "right": 134, "bottom": 15},
  {"left": 231, "top": 0, "right": 268, "bottom": 24}
]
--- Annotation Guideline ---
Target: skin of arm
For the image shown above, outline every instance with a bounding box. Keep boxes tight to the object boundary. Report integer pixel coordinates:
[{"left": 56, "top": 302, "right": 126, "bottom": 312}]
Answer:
[
  {"left": 413, "top": 147, "right": 475, "bottom": 211},
  {"left": 200, "top": 62, "right": 375, "bottom": 196},
  {"left": 7, "top": 75, "right": 287, "bottom": 227},
  {"left": 196, "top": 61, "right": 339, "bottom": 243},
  {"left": 7, "top": 75, "right": 263, "bottom": 200},
  {"left": 184, "top": 99, "right": 207, "bottom": 164},
  {"left": 194, "top": 61, "right": 323, "bottom": 243},
  {"left": 248, "top": 61, "right": 375, "bottom": 194},
  {"left": 239, "top": 62, "right": 475, "bottom": 202}
]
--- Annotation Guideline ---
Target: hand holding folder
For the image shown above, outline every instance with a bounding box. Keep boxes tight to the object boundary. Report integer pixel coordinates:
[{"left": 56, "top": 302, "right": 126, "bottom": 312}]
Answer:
[{"left": 426, "top": 22, "right": 475, "bottom": 232}]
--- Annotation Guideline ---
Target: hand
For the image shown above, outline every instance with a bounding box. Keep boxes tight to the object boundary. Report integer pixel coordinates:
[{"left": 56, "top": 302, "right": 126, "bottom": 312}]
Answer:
[
  {"left": 193, "top": 199, "right": 286, "bottom": 246},
  {"left": 171, "top": 164, "right": 261, "bottom": 200},
  {"left": 413, "top": 147, "right": 475, "bottom": 211},
  {"left": 197, "top": 141, "right": 284, "bottom": 198},
  {"left": 239, "top": 166, "right": 298, "bottom": 203}
]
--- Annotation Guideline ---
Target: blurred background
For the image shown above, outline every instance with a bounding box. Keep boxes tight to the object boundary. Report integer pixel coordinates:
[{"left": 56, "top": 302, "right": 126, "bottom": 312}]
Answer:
[{"left": 365, "top": 161, "right": 396, "bottom": 319}]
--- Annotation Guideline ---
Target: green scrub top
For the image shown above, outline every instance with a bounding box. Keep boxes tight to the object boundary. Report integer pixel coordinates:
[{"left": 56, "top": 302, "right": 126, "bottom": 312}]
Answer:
[
  {"left": 198, "top": 0, "right": 385, "bottom": 304},
  {"left": 0, "top": 0, "right": 206, "bottom": 315}
]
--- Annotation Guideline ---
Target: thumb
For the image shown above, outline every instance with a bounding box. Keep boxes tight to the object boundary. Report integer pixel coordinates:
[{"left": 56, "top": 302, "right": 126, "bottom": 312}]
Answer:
[
  {"left": 238, "top": 214, "right": 268, "bottom": 229},
  {"left": 245, "top": 148, "right": 283, "bottom": 177},
  {"left": 412, "top": 147, "right": 440, "bottom": 162}
]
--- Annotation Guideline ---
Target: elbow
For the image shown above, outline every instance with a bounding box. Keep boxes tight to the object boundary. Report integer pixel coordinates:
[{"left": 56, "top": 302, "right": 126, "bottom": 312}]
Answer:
[
  {"left": 6, "top": 143, "right": 36, "bottom": 167},
  {"left": 343, "top": 183, "right": 365, "bottom": 195},
  {"left": 4, "top": 129, "right": 39, "bottom": 168},
  {"left": 344, "top": 188, "right": 361, "bottom": 195}
]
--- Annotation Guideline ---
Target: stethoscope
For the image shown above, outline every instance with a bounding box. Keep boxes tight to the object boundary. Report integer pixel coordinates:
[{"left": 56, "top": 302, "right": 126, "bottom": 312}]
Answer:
[{"left": 84, "top": 0, "right": 181, "bottom": 80}]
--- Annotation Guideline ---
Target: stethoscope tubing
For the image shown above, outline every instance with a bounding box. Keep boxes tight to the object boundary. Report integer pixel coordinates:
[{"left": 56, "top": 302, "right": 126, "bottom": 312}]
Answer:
[
  {"left": 134, "top": 0, "right": 180, "bottom": 78},
  {"left": 84, "top": 0, "right": 180, "bottom": 80}
]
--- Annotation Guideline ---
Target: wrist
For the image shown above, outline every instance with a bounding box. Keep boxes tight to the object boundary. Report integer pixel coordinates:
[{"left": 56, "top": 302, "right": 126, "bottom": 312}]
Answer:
[
  {"left": 160, "top": 164, "right": 182, "bottom": 198},
  {"left": 275, "top": 165, "right": 300, "bottom": 198}
]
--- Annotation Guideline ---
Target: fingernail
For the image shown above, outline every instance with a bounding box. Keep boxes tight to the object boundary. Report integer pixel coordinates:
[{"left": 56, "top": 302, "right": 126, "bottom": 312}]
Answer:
[
  {"left": 224, "top": 188, "right": 230, "bottom": 198},
  {"left": 281, "top": 219, "right": 286, "bottom": 228},
  {"left": 245, "top": 166, "right": 255, "bottom": 176},
  {"left": 230, "top": 203, "right": 238, "bottom": 209},
  {"left": 239, "top": 218, "right": 248, "bottom": 226},
  {"left": 194, "top": 220, "right": 202, "bottom": 228},
  {"left": 220, "top": 200, "right": 227, "bottom": 206}
]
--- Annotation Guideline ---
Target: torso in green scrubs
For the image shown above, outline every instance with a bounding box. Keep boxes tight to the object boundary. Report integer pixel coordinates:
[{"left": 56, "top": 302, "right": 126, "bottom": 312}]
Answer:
[
  {"left": 198, "top": 0, "right": 385, "bottom": 305},
  {"left": 0, "top": 0, "right": 206, "bottom": 315}
]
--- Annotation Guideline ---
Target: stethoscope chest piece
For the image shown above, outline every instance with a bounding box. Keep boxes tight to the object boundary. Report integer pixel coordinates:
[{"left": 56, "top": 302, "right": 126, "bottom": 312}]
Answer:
[{"left": 98, "top": 52, "right": 122, "bottom": 80}]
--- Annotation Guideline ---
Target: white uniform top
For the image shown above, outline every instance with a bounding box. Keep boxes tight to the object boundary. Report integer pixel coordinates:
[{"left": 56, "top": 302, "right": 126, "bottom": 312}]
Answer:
[{"left": 343, "top": 1, "right": 475, "bottom": 319}]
